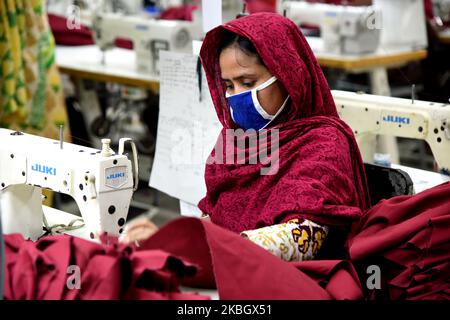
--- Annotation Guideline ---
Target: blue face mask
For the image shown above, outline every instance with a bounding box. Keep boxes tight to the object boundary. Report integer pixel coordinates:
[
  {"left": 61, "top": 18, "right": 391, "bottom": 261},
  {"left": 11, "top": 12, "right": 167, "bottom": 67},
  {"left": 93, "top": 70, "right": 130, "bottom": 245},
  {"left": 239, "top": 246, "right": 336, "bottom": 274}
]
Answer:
[{"left": 226, "top": 76, "right": 289, "bottom": 131}]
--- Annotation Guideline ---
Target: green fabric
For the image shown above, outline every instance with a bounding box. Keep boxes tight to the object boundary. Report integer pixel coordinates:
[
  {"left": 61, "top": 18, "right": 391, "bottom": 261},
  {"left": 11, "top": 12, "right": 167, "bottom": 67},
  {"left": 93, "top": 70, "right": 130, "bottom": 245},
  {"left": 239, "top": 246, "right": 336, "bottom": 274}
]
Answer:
[{"left": 0, "top": 0, "right": 65, "bottom": 132}]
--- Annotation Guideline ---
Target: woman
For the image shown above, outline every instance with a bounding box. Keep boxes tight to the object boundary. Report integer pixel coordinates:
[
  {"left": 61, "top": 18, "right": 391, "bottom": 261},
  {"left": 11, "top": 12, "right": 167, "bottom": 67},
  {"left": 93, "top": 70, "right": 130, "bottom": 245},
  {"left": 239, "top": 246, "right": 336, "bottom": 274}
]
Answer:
[{"left": 120, "top": 12, "right": 371, "bottom": 262}]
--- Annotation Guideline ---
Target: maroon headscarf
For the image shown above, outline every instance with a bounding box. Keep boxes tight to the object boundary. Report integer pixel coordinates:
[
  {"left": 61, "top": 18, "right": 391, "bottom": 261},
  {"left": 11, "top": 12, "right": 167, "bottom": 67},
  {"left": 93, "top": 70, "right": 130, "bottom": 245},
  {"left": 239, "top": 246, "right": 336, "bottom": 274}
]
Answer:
[{"left": 198, "top": 13, "right": 370, "bottom": 233}]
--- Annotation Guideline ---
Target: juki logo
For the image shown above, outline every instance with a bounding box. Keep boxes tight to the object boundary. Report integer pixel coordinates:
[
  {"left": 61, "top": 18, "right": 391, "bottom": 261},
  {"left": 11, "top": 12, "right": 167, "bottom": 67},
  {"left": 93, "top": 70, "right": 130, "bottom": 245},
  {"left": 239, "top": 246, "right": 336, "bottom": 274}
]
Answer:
[
  {"left": 135, "top": 24, "right": 149, "bottom": 31},
  {"left": 382, "top": 115, "right": 410, "bottom": 125},
  {"left": 105, "top": 166, "right": 128, "bottom": 189},
  {"left": 31, "top": 164, "right": 56, "bottom": 175},
  {"left": 107, "top": 172, "right": 125, "bottom": 180}
]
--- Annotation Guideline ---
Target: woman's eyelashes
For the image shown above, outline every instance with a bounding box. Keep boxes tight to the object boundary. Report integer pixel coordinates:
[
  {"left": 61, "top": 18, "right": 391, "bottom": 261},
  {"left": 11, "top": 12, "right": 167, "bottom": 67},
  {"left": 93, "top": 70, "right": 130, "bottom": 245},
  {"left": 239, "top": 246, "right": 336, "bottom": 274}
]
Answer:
[
  {"left": 225, "top": 80, "right": 256, "bottom": 93},
  {"left": 243, "top": 81, "right": 255, "bottom": 88}
]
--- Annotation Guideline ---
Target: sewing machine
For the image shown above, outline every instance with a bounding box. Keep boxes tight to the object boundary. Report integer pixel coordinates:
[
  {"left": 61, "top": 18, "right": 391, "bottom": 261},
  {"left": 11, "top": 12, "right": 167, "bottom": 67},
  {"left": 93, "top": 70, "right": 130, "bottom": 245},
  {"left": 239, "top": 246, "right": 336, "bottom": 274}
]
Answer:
[
  {"left": 373, "top": 0, "right": 428, "bottom": 51},
  {"left": 92, "top": 12, "right": 201, "bottom": 75},
  {"left": 333, "top": 90, "right": 450, "bottom": 172},
  {"left": 0, "top": 129, "right": 138, "bottom": 241},
  {"left": 282, "top": 1, "right": 381, "bottom": 54},
  {"left": 47, "top": 0, "right": 143, "bottom": 13}
]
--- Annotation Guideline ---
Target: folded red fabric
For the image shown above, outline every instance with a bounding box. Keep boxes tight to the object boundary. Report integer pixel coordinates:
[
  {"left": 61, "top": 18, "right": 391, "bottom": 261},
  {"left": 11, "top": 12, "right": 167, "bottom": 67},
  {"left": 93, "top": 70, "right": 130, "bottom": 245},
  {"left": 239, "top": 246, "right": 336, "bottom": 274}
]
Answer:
[
  {"left": 159, "top": 5, "right": 198, "bottom": 21},
  {"left": 245, "top": 0, "right": 277, "bottom": 13},
  {"left": 3, "top": 233, "right": 207, "bottom": 300},
  {"left": 48, "top": 13, "right": 95, "bottom": 46},
  {"left": 347, "top": 182, "right": 450, "bottom": 300}
]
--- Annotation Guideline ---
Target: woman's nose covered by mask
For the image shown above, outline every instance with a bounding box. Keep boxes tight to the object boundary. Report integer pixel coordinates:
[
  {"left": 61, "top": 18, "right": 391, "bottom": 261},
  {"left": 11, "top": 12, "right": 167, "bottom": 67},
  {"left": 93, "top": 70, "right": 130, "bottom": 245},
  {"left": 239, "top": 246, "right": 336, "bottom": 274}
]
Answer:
[{"left": 226, "top": 76, "right": 290, "bottom": 131}]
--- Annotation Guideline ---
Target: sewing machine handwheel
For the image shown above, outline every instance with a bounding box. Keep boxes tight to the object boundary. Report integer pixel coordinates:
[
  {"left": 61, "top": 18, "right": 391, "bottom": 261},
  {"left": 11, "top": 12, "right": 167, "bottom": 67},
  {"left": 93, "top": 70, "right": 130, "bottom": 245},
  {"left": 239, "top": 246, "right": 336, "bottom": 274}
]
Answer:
[
  {"left": 136, "top": 134, "right": 155, "bottom": 155},
  {"left": 91, "top": 116, "right": 111, "bottom": 137}
]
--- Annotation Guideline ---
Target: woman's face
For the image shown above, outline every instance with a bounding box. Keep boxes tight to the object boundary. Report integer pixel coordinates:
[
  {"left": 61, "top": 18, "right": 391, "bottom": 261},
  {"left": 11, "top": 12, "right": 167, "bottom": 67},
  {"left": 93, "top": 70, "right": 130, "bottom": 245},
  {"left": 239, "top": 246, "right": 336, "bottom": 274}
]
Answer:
[{"left": 219, "top": 46, "right": 288, "bottom": 116}]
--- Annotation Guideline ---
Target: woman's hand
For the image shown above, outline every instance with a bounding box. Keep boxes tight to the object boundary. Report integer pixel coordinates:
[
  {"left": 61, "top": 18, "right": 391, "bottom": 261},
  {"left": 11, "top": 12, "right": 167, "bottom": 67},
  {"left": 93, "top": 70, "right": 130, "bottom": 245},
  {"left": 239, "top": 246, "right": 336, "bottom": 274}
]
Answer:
[{"left": 118, "top": 217, "right": 159, "bottom": 246}]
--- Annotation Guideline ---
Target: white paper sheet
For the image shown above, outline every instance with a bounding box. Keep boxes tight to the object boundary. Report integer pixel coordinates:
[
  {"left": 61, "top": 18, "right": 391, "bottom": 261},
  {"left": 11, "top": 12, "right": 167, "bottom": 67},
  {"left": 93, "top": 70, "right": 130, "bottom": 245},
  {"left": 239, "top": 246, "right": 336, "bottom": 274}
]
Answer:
[
  {"left": 179, "top": 200, "right": 203, "bottom": 218},
  {"left": 192, "top": 40, "right": 203, "bottom": 56},
  {"left": 149, "top": 51, "right": 222, "bottom": 206},
  {"left": 202, "top": 0, "right": 222, "bottom": 33}
]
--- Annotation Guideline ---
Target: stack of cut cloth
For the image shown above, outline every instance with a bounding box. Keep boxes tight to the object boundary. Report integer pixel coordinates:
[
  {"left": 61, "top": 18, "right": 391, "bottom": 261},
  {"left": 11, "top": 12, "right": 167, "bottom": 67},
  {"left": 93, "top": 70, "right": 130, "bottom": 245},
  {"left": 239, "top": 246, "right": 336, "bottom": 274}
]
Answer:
[
  {"left": 347, "top": 181, "right": 450, "bottom": 300},
  {"left": 3, "top": 234, "right": 208, "bottom": 300}
]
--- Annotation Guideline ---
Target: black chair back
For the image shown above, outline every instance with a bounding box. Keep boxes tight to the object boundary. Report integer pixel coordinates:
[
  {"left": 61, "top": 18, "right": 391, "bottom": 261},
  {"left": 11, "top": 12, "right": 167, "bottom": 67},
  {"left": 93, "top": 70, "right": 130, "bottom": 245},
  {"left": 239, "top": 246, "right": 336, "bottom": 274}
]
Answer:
[
  {"left": 317, "top": 163, "right": 414, "bottom": 260},
  {"left": 364, "top": 163, "right": 414, "bottom": 207}
]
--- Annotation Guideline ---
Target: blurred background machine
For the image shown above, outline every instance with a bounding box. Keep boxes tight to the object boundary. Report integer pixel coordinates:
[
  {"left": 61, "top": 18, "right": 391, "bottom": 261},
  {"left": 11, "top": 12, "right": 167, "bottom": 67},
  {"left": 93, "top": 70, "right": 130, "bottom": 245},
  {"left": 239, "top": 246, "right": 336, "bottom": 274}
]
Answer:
[
  {"left": 283, "top": 1, "right": 381, "bottom": 54},
  {"left": 47, "top": 0, "right": 164, "bottom": 27},
  {"left": 92, "top": 12, "right": 201, "bottom": 75},
  {"left": 91, "top": 86, "right": 156, "bottom": 162},
  {"left": 283, "top": 0, "right": 428, "bottom": 54},
  {"left": 373, "top": 0, "right": 428, "bottom": 51}
]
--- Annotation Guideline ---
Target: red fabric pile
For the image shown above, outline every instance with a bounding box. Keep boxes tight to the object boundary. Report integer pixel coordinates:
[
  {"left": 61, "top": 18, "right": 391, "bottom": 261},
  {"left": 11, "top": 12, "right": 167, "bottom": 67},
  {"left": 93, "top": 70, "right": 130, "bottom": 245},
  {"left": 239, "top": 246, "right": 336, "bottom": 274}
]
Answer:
[
  {"left": 348, "top": 181, "right": 450, "bottom": 300},
  {"left": 245, "top": 0, "right": 277, "bottom": 13},
  {"left": 48, "top": 13, "right": 95, "bottom": 46},
  {"left": 159, "top": 5, "right": 198, "bottom": 21},
  {"left": 3, "top": 233, "right": 208, "bottom": 300}
]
